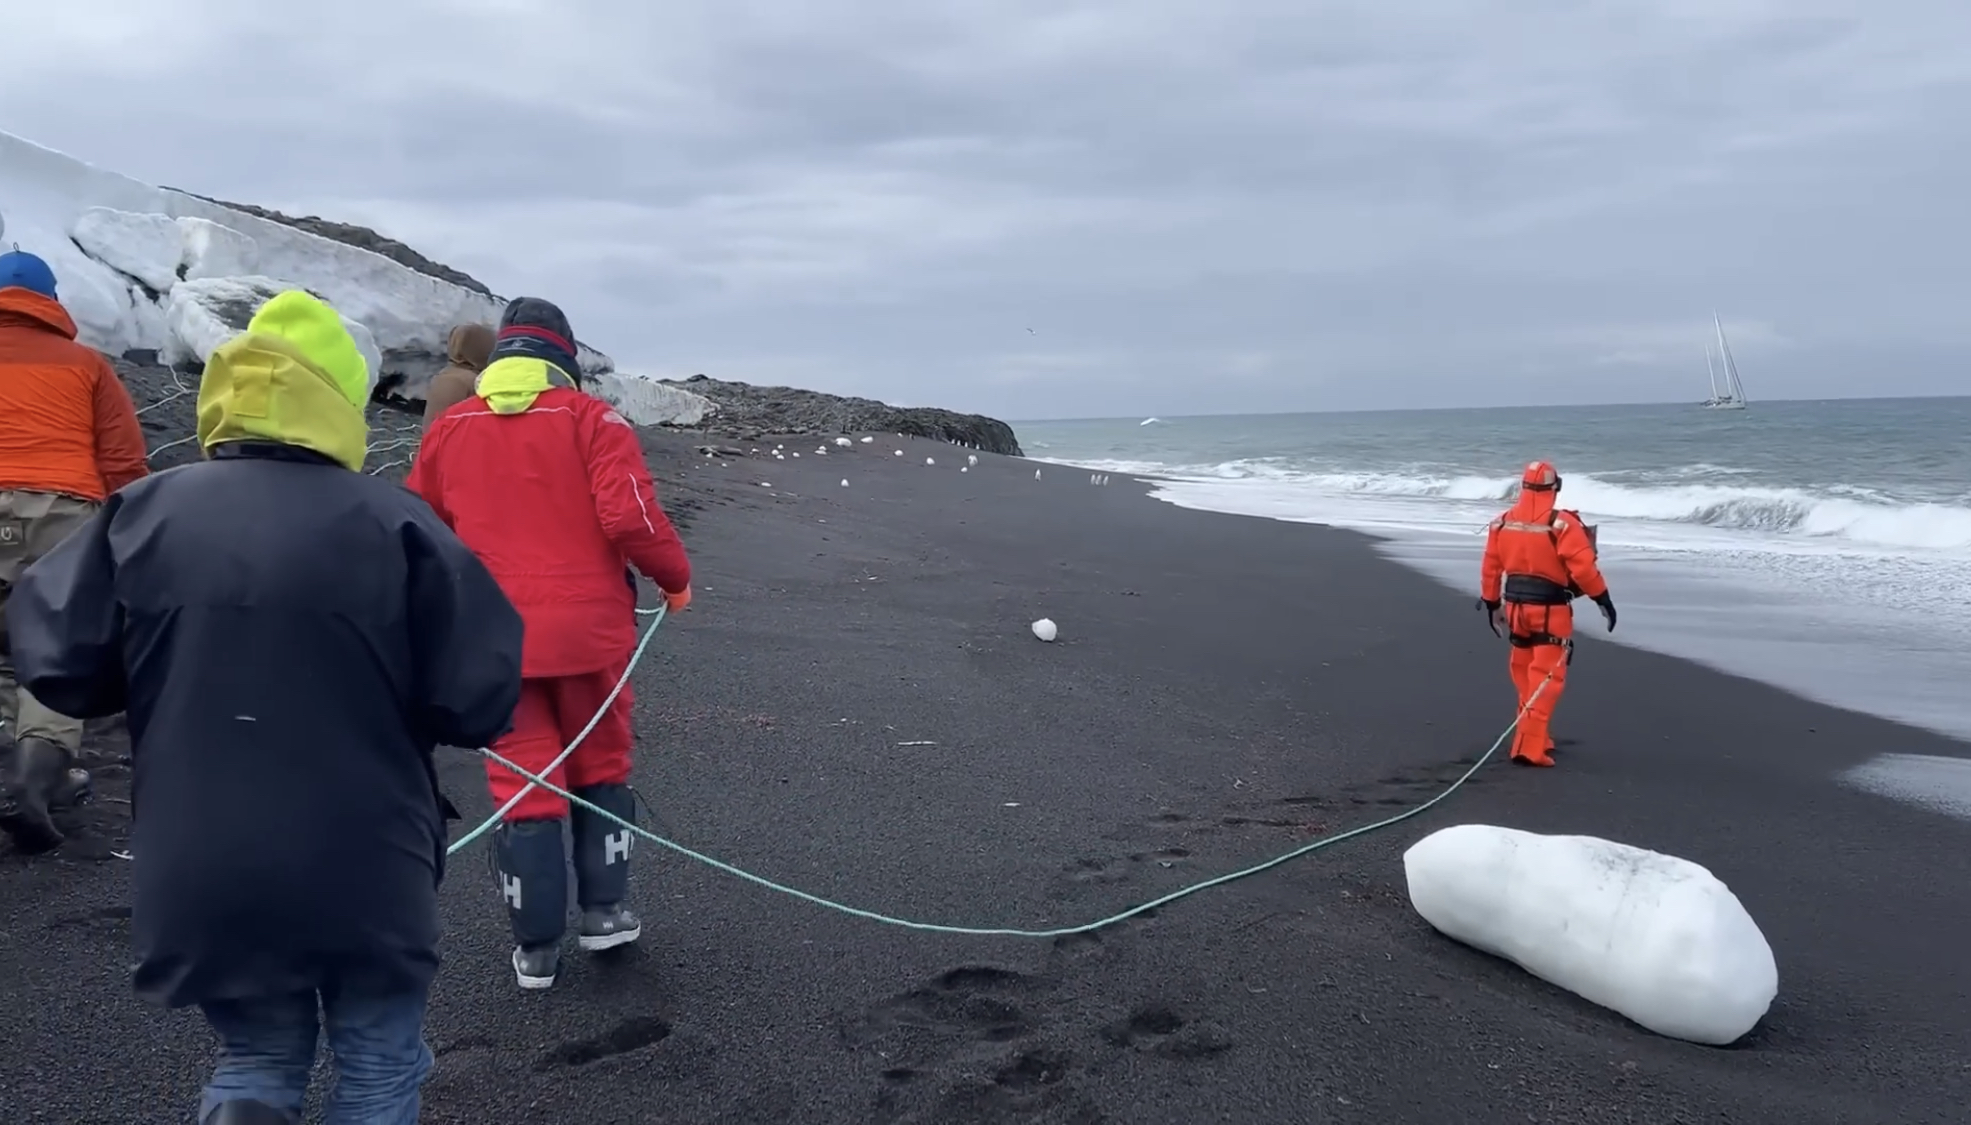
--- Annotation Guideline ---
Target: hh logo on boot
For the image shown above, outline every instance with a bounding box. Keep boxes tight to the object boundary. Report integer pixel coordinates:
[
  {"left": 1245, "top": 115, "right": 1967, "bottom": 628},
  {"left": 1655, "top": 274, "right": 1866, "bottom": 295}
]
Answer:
[{"left": 605, "top": 830, "right": 632, "bottom": 864}]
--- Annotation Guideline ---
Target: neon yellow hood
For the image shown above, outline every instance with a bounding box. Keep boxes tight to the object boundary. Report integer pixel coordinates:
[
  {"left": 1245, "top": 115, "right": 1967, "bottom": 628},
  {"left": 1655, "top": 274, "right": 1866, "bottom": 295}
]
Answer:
[
  {"left": 475, "top": 355, "right": 577, "bottom": 415},
  {"left": 196, "top": 290, "right": 370, "bottom": 472}
]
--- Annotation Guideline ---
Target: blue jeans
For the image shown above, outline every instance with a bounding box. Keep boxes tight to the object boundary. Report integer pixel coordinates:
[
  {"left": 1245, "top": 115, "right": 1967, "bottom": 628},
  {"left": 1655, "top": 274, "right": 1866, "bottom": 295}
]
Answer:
[{"left": 198, "top": 982, "right": 433, "bottom": 1124}]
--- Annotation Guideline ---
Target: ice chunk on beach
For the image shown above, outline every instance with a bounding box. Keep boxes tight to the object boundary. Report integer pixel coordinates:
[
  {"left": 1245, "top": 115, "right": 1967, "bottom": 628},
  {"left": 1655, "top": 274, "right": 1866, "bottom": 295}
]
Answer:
[
  {"left": 835, "top": 437, "right": 853, "bottom": 447},
  {"left": 1404, "top": 825, "right": 1776, "bottom": 1045},
  {"left": 926, "top": 456, "right": 935, "bottom": 465},
  {"left": 840, "top": 479, "right": 849, "bottom": 487},
  {"left": 1031, "top": 618, "right": 1058, "bottom": 642},
  {"left": 588, "top": 372, "right": 714, "bottom": 427},
  {"left": 860, "top": 436, "right": 874, "bottom": 443}
]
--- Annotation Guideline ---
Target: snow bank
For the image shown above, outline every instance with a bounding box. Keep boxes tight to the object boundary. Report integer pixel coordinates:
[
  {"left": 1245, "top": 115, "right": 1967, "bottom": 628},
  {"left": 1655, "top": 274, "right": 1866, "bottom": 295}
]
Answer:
[
  {"left": 163, "top": 277, "right": 383, "bottom": 397},
  {"left": 590, "top": 372, "right": 715, "bottom": 427},
  {"left": 1404, "top": 824, "right": 1777, "bottom": 1045},
  {"left": 0, "top": 129, "right": 613, "bottom": 400}
]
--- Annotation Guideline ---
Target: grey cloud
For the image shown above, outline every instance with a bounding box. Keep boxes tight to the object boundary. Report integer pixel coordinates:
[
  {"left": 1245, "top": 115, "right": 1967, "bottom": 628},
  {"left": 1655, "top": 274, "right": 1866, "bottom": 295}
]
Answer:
[{"left": 4, "top": 1, "right": 1969, "bottom": 419}]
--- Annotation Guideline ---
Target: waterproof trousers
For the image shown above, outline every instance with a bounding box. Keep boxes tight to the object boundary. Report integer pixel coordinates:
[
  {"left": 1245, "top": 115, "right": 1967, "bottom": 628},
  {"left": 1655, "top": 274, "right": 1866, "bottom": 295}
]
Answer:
[
  {"left": 484, "top": 661, "right": 634, "bottom": 823},
  {"left": 198, "top": 978, "right": 432, "bottom": 1125},
  {"left": 0, "top": 490, "right": 95, "bottom": 752},
  {"left": 1505, "top": 602, "right": 1573, "bottom": 766}
]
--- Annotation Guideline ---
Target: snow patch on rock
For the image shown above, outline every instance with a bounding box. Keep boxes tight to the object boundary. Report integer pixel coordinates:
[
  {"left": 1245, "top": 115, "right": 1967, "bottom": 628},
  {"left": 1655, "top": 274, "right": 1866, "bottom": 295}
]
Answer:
[{"left": 1404, "top": 824, "right": 1777, "bottom": 1046}]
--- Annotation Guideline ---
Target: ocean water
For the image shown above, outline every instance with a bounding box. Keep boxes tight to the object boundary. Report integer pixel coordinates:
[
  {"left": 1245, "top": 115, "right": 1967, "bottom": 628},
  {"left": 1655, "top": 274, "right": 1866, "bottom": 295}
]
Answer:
[{"left": 1020, "top": 398, "right": 1971, "bottom": 742}]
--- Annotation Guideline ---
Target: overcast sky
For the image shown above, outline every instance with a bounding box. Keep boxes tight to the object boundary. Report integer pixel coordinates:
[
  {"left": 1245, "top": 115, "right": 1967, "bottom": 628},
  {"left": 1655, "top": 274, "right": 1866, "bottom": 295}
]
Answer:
[{"left": 6, "top": 2, "right": 1968, "bottom": 419}]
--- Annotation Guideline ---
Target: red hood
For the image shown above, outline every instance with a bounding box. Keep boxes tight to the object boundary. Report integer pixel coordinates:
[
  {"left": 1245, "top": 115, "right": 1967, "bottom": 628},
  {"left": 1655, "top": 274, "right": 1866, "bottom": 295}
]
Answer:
[
  {"left": 1506, "top": 484, "right": 1559, "bottom": 523},
  {"left": 0, "top": 287, "right": 79, "bottom": 340}
]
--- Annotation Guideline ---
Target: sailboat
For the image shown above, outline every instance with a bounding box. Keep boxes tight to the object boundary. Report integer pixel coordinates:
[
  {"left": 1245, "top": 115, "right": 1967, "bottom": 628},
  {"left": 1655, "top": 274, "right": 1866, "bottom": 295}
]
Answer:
[{"left": 1701, "top": 313, "right": 1749, "bottom": 411}]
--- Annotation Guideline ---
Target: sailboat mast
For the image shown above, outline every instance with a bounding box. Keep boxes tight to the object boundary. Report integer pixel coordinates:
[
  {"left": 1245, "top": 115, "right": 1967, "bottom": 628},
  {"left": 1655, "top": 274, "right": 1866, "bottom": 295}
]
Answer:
[
  {"left": 1705, "top": 343, "right": 1720, "bottom": 400},
  {"left": 1714, "top": 313, "right": 1748, "bottom": 404}
]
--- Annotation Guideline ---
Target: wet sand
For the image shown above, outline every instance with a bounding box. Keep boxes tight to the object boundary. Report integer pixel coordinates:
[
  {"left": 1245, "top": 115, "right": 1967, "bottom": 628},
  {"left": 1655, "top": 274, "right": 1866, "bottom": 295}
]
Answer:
[{"left": 3, "top": 429, "right": 1969, "bottom": 1124}]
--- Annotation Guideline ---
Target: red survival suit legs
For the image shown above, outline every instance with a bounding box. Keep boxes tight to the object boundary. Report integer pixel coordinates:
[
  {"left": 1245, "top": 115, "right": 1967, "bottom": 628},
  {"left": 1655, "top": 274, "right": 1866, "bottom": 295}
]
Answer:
[
  {"left": 1505, "top": 603, "right": 1571, "bottom": 764},
  {"left": 486, "top": 662, "right": 634, "bottom": 823}
]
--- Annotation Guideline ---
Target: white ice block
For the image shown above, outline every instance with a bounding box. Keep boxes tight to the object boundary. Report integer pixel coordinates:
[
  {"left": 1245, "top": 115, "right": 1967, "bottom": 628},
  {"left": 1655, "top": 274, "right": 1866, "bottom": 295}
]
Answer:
[{"left": 1403, "top": 824, "right": 1777, "bottom": 1045}]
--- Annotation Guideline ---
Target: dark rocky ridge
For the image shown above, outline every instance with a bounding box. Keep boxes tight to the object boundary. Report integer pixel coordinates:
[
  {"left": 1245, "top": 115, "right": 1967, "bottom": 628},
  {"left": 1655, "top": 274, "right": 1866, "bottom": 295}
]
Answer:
[{"left": 670, "top": 373, "right": 1024, "bottom": 457}]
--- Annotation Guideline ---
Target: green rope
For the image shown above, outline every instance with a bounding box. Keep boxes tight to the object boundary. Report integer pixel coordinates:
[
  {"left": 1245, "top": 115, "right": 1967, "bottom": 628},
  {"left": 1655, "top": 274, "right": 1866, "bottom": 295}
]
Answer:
[
  {"left": 463, "top": 656, "right": 1556, "bottom": 938},
  {"left": 446, "top": 605, "right": 667, "bottom": 856}
]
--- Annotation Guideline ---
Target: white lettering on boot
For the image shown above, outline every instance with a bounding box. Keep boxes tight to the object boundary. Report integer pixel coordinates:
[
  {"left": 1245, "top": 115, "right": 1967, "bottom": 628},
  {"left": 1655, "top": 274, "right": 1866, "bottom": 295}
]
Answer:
[
  {"left": 605, "top": 830, "right": 632, "bottom": 865},
  {"left": 502, "top": 873, "right": 523, "bottom": 910}
]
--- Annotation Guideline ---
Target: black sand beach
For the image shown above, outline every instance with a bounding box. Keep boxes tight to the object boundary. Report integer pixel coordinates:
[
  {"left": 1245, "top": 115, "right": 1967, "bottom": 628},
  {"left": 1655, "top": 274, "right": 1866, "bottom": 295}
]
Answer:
[{"left": 3, "top": 429, "right": 1969, "bottom": 1124}]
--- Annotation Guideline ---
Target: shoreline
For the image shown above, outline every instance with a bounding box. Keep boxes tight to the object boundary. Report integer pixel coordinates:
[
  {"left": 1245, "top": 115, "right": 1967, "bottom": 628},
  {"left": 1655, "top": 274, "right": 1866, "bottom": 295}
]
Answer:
[
  {"left": 1033, "top": 450, "right": 1971, "bottom": 746},
  {"left": 3, "top": 428, "right": 1968, "bottom": 1123}
]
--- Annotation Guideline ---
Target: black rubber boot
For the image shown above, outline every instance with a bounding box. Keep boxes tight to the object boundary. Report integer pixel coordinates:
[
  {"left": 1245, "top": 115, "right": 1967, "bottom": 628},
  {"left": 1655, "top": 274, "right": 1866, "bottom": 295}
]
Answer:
[
  {"left": 0, "top": 736, "right": 76, "bottom": 854},
  {"left": 571, "top": 783, "right": 642, "bottom": 952},
  {"left": 205, "top": 1099, "right": 299, "bottom": 1124},
  {"left": 492, "top": 817, "right": 569, "bottom": 989}
]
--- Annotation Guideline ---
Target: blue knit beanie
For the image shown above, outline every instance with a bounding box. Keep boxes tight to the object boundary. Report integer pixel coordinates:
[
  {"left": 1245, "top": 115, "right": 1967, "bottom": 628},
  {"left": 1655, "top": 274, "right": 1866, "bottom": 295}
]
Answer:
[{"left": 0, "top": 250, "right": 58, "bottom": 299}]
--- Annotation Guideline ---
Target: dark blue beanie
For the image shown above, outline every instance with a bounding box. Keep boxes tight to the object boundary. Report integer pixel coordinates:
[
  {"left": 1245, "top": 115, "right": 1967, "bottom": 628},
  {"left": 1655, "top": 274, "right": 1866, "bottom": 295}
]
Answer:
[{"left": 0, "top": 251, "right": 58, "bottom": 299}]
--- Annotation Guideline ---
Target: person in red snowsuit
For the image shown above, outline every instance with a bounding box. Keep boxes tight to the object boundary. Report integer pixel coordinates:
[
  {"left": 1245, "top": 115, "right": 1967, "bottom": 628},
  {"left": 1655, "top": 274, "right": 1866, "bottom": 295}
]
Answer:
[
  {"left": 408, "top": 297, "right": 691, "bottom": 990},
  {"left": 1478, "top": 460, "right": 1616, "bottom": 767}
]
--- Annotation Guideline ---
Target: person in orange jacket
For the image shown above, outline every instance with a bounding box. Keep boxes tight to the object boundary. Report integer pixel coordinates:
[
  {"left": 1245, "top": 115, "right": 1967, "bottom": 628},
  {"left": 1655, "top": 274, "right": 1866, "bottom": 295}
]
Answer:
[
  {"left": 1478, "top": 460, "right": 1616, "bottom": 767},
  {"left": 0, "top": 249, "right": 150, "bottom": 851}
]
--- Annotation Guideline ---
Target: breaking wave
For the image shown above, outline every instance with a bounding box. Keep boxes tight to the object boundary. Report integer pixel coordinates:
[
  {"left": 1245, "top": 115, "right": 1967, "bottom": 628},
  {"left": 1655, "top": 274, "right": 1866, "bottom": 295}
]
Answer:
[{"left": 1040, "top": 457, "right": 1971, "bottom": 554}]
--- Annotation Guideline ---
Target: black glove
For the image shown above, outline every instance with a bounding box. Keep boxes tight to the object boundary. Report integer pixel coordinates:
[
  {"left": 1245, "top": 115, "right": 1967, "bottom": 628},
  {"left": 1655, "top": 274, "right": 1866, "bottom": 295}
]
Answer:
[
  {"left": 1477, "top": 598, "right": 1503, "bottom": 638},
  {"left": 1592, "top": 592, "right": 1617, "bottom": 633}
]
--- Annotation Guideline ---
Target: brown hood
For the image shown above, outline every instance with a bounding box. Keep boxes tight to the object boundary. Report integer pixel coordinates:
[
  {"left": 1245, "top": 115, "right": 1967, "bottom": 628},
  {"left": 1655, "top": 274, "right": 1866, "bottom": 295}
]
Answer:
[{"left": 446, "top": 323, "right": 495, "bottom": 370}]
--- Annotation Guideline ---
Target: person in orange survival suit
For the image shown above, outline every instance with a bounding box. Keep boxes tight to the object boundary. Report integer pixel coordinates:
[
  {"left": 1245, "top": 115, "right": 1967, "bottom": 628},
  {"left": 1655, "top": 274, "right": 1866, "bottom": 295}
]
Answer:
[{"left": 1478, "top": 461, "right": 1617, "bottom": 767}]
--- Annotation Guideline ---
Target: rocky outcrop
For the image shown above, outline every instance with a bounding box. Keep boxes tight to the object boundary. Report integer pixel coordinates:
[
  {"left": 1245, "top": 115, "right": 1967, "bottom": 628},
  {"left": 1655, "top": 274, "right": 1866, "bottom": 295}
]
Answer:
[{"left": 670, "top": 374, "right": 1024, "bottom": 456}]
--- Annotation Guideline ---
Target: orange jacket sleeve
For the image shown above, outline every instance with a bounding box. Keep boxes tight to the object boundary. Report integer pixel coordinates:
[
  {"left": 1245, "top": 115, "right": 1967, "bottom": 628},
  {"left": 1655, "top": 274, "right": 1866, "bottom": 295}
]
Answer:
[
  {"left": 1554, "top": 514, "right": 1608, "bottom": 600},
  {"left": 1479, "top": 520, "right": 1505, "bottom": 602},
  {"left": 579, "top": 401, "right": 691, "bottom": 595},
  {"left": 91, "top": 357, "right": 149, "bottom": 494}
]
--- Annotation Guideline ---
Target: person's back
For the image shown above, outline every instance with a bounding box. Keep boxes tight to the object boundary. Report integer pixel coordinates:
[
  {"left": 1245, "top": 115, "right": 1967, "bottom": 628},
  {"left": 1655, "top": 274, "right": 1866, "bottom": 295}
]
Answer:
[
  {"left": 0, "top": 249, "right": 149, "bottom": 852},
  {"left": 8, "top": 289, "right": 523, "bottom": 1123},
  {"left": 410, "top": 296, "right": 689, "bottom": 991},
  {"left": 0, "top": 252, "right": 148, "bottom": 503},
  {"left": 111, "top": 448, "right": 482, "bottom": 998},
  {"left": 420, "top": 322, "right": 494, "bottom": 429},
  {"left": 423, "top": 381, "right": 657, "bottom": 673},
  {"left": 1478, "top": 461, "right": 1616, "bottom": 768}
]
